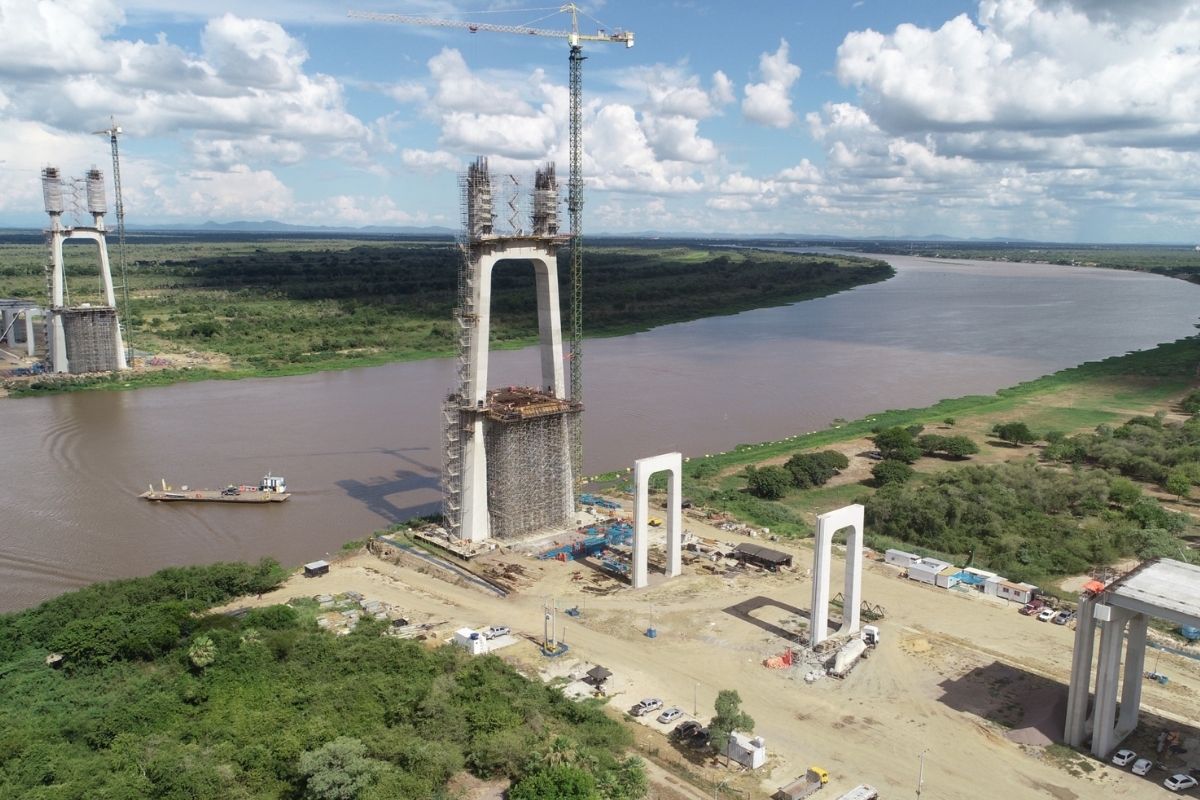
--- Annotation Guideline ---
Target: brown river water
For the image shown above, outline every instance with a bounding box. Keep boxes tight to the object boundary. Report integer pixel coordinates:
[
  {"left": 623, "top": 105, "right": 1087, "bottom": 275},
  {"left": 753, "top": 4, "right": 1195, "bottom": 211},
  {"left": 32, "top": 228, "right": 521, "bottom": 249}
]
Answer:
[{"left": 3, "top": 254, "right": 1199, "bottom": 611}]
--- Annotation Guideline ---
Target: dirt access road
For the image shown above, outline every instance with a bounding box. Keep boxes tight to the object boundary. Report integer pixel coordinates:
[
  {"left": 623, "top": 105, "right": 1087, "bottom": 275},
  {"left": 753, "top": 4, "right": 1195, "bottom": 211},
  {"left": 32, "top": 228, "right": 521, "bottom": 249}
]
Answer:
[{"left": 225, "top": 519, "right": 1200, "bottom": 800}]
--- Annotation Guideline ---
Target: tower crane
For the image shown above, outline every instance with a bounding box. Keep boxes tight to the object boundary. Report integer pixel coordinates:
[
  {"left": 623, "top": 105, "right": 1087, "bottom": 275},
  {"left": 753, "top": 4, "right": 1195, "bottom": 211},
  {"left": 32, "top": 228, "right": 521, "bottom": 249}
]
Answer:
[
  {"left": 93, "top": 116, "right": 133, "bottom": 363},
  {"left": 349, "top": 4, "right": 634, "bottom": 482}
]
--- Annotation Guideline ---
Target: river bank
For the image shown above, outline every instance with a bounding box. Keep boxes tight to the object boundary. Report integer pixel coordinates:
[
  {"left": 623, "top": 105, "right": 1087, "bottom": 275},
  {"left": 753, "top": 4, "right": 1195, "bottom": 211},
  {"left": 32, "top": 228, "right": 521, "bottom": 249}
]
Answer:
[{"left": 0, "top": 241, "right": 891, "bottom": 398}]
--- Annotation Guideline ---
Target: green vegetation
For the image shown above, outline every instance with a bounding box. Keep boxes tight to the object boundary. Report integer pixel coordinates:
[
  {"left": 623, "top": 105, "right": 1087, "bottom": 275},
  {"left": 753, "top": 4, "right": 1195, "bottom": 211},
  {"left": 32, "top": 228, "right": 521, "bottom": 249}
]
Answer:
[
  {"left": 674, "top": 336, "right": 1200, "bottom": 583},
  {"left": 0, "top": 236, "right": 891, "bottom": 395},
  {"left": 785, "top": 450, "right": 850, "bottom": 489},
  {"left": 0, "top": 562, "right": 642, "bottom": 799}
]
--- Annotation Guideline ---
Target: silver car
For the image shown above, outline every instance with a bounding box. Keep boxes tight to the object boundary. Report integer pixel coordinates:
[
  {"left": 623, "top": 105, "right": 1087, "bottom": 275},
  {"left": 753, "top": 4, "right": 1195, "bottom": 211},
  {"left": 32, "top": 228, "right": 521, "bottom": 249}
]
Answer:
[{"left": 657, "top": 706, "right": 683, "bottom": 724}]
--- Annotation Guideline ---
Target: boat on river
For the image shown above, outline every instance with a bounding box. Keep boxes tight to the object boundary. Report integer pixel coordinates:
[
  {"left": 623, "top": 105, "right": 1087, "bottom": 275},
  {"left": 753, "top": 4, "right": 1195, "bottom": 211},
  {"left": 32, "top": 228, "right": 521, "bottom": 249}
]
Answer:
[{"left": 139, "top": 473, "right": 290, "bottom": 503}]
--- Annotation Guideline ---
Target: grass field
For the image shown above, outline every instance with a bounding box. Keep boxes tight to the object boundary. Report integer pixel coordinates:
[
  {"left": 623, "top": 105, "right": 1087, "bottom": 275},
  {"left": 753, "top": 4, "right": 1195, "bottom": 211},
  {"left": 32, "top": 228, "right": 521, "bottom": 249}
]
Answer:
[{"left": 0, "top": 235, "right": 891, "bottom": 395}]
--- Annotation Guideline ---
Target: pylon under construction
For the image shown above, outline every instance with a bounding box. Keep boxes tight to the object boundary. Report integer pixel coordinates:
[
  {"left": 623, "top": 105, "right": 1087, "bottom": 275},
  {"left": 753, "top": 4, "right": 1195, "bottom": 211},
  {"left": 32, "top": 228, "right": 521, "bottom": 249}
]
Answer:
[
  {"left": 442, "top": 158, "right": 580, "bottom": 543},
  {"left": 41, "top": 166, "right": 127, "bottom": 374}
]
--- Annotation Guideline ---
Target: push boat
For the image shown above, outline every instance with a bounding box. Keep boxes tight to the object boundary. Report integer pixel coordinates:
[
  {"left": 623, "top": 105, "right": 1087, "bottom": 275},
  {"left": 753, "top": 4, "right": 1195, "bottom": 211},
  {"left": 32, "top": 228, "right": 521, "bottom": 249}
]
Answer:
[{"left": 139, "top": 473, "right": 290, "bottom": 503}]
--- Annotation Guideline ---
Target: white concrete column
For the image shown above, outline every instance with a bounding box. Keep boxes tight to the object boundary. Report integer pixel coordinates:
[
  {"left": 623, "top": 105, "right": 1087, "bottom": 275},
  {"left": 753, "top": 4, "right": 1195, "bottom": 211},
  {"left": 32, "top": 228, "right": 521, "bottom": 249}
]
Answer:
[
  {"left": 810, "top": 524, "right": 832, "bottom": 647},
  {"left": 1, "top": 310, "right": 11, "bottom": 343},
  {"left": 1091, "top": 605, "right": 1131, "bottom": 756},
  {"left": 48, "top": 229, "right": 68, "bottom": 373},
  {"left": 841, "top": 505, "right": 865, "bottom": 635},
  {"left": 459, "top": 253, "right": 494, "bottom": 543},
  {"left": 665, "top": 459, "right": 682, "bottom": 578},
  {"left": 532, "top": 256, "right": 565, "bottom": 398},
  {"left": 1065, "top": 594, "right": 1099, "bottom": 747},
  {"left": 24, "top": 311, "right": 35, "bottom": 356},
  {"left": 1117, "top": 613, "right": 1148, "bottom": 739},
  {"left": 632, "top": 467, "right": 650, "bottom": 589}
]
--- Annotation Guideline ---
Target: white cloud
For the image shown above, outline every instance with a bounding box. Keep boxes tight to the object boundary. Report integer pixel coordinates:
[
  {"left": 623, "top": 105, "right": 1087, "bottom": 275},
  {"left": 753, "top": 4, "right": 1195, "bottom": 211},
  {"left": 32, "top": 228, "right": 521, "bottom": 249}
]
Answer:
[
  {"left": 742, "top": 39, "right": 801, "bottom": 128},
  {"left": 401, "top": 148, "right": 461, "bottom": 173},
  {"left": 711, "top": 71, "right": 735, "bottom": 106},
  {"left": 153, "top": 164, "right": 294, "bottom": 219}
]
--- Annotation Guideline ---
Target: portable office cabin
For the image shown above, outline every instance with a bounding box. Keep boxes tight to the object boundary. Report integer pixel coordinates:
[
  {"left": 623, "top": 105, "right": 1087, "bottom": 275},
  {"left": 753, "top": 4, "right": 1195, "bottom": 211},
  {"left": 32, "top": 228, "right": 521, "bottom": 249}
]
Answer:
[
  {"left": 452, "top": 627, "right": 488, "bottom": 655},
  {"left": 724, "top": 732, "right": 767, "bottom": 769},
  {"left": 303, "top": 560, "right": 330, "bottom": 577},
  {"left": 993, "top": 579, "right": 1037, "bottom": 604},
  {"left": 885, "top": 548, "right": 922, "bottom": 568},
  {"left": 907, "top": 558, "right": 951, "bottom": 585},
  {"left": 935, "top": 566, "right": 960, "bottom": 589}
]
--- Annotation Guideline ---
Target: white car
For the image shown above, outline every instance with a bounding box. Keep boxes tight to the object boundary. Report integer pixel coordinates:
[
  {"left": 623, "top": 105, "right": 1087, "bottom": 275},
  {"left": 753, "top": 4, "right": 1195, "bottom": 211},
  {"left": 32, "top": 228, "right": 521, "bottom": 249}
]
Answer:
[
  {"left": 1111, "top": 749, "right": 1137, "bottom": 767},
  {"left": 482, "top": 625, "right": 510, "bottom": 639},
  {"left": 657, "top": 706, "right": 683, "bottom": 724},
  {"left": 1132, "top": 758, "right": 1153, "bottom": 776},
  {"left": 1037, "top": 607, "right": 1058, "bottom": 622},
  {"left": 1165, "top": 774, "right": 1199, "bottom": 792}
]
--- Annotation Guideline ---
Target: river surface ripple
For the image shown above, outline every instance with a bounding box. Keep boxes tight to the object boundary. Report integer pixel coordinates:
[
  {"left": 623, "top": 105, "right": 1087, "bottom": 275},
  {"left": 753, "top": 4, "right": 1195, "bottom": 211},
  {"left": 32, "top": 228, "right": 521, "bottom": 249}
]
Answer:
[{"left": 2, "top": 254, "right": 1197, "bottom": 611}]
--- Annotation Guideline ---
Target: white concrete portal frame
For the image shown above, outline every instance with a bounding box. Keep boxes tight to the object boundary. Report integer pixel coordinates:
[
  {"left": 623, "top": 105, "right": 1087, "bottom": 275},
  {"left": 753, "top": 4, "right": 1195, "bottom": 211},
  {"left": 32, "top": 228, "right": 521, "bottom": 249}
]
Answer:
[
  {"left": 1065, "top": 559, "right": 1200, "bottom": 757},
  {"left": 810, "top": 504, "right": 865, "bottom": 647},
  {"left": 459, "top": 240, "right": 565, "bottom": 543},
  {"left": 631, "top": 452, "right": 682, "bottom": 589}
]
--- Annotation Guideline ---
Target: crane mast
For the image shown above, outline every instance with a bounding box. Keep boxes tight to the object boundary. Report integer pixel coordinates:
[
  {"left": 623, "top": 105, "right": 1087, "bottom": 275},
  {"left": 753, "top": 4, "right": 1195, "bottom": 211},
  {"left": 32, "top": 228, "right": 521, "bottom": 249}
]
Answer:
[{"left": 351, "top": 4, "right": 633, "bottom": 487}]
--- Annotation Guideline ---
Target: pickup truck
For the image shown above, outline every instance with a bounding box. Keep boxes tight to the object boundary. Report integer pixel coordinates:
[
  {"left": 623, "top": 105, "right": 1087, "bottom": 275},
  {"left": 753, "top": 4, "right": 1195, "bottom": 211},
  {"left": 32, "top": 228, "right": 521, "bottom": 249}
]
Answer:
[{"left": 630, "top": 698, "right": 663, "bottom": 717}]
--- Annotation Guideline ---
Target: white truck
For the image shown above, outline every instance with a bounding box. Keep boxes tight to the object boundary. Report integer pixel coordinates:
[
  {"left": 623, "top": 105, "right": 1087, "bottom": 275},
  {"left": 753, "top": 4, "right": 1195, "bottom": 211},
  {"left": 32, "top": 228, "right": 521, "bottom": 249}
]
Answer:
[{"left": 834, "top": 785, "right": 878, "bottom": 800}]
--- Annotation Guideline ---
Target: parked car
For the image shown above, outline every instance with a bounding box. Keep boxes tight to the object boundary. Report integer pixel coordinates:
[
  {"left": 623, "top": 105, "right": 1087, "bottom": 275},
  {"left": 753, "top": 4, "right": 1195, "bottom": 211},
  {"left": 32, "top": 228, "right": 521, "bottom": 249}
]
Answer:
[
  {"left": 1019, "top": 599, "right": 1046, "bottom": 616},
  {"left": 1132, "top": 758, "right": 1153, "bottom": 776},
  {"left": 657, "top": 706, "right": 683, "bottom": 724},
  {"left": 631, "top": 698, "right": 663, "bottom": 716},
  {"left": 482, "top": 625, "right": 510, "bottom": 639},
  {"left": 1165, "top": 773, "right": 1198, "bottom": 791},
  {"left": 1052, "top": 610, "right": 1075, "bottom": 625},
  {"left": 671, "top": 720, "right": 703, "bottom": 740},
  {"left": 1037, "top": 607, "right": 1058, "bottom": 622},
  {"left": 1111, "top": 749, "right": 1137, "bottom": 767}
]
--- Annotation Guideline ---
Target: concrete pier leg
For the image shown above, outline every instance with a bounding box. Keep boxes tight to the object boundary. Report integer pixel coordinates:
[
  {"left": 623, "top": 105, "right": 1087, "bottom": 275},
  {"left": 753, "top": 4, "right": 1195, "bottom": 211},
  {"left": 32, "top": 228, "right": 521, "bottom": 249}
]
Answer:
[
  {"left": 1, "top": 310, "right": 11, "bottom": 343},
  {"left": 1091, "top": 605, "right": 1130, "bottom": 756},
  {"left": 1065, "top": 594, "right": 1099, "bottom": 747},
  {"left": 633, "top": 471, "right": 649, "bottom": 589},
  {"left": 24, "top": 312, "right": 34, "bottom": 356},
  {"left": 841, "top": 507, "right": 865, "bottom": 635},
  {"left": 810, "top": 525, "right": 832, "bottom": 647},
  {"left": 1117, "top": 614, "right": 1148, "bottom": 740},
  {"left": 665, "top": 457, "right": 682, "bottom": 578},
  {"left": 532, "top": 258, "right": 565, "bottom": 399}
]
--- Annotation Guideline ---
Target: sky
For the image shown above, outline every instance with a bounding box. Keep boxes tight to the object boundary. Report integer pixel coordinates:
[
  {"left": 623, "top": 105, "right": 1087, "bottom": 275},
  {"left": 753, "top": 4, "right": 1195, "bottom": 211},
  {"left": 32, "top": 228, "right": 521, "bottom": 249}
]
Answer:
[{"left": 1, "top": 0, "right": 1198, "bottom": 241}]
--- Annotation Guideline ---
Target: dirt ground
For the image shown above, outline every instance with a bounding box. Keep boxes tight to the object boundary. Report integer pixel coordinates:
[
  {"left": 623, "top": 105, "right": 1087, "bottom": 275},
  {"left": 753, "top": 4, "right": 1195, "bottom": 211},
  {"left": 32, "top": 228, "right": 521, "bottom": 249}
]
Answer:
[{"left": 218, "top": 514, "right": 1200, "bottom": 800}]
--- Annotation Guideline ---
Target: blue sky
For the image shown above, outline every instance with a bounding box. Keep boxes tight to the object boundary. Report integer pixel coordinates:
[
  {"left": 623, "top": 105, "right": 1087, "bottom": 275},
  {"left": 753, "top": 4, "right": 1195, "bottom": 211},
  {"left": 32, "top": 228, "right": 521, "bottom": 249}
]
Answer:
[{"left": 2, "top": 0, "right": 1198, "bottom": 241}]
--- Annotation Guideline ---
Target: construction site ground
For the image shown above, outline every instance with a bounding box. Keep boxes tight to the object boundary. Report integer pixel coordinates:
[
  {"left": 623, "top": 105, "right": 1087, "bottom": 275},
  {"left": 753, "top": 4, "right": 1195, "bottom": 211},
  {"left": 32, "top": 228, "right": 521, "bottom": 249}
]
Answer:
[{"left": 219, "top": 510, "right": 1200, "bottom": 800}]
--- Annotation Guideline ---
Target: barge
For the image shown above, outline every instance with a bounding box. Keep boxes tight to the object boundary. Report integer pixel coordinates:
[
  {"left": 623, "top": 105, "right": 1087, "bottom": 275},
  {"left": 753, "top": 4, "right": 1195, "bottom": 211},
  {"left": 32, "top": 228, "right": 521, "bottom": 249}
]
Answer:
[{"left": 140, "top": 473, "right": 290, "bottom": 503}]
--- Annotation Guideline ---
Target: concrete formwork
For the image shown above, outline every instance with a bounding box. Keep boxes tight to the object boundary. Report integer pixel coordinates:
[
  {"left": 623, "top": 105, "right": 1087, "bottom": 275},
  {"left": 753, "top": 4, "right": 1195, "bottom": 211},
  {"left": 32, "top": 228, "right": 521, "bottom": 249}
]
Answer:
[
  {"left": 1065, "top": 559, "right": 1200, "bottom": 756},
  {"left": 810, "top": 504, "right": 865, "bottom": 647},
  {"left": 631, "top": 452, "right": 682, "bottom": 589}
]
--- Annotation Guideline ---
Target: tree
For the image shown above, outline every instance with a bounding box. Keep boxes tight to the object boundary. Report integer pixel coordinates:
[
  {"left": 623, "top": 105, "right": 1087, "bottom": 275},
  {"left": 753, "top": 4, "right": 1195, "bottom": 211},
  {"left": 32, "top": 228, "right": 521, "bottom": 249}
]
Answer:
[
  {"left": 187, "top": 635, "right": 216, "bottom": 671},
  {"left": 785, "top": 450, "right": 849, "bottom": 488},
  {"left": 940, "top": 435, "right": 979, "bottom": 459},
  {"left": 1165, "top": 470, "right": 1192, "bottom": 502},
  {"left": 943, "top": 417, "right": 956, "bottom": 426},
  {"left": 298, "top": 737, "right": 379, "bottom": 800},
  {"left": 709, "top": 689, "right": 755, "bottom": 751},
  {"left": 992, "top": 421, "right": 1037, "bottom": 445},
  {"left": 871, "top": 460, "right": 914, "bottom": 486},
  {"left": 1107, "top": 477, "right": 1142, "bottom": 507},
  {"left": 872, "top": 427, "right": 922, "bottom": 463},
  {"left": 508, "top": 765, "right": 598, "bottom": 800},
  {"left": 745, "top": 466, "right": 791, "bottom": 500}
]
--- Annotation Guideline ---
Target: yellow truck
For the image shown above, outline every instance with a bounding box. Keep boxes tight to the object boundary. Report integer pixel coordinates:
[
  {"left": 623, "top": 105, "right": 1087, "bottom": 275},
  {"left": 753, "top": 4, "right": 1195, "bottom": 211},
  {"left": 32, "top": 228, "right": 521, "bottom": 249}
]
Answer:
[{"left": 773, "top": 767, "right": 830, "bottom": 800}]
